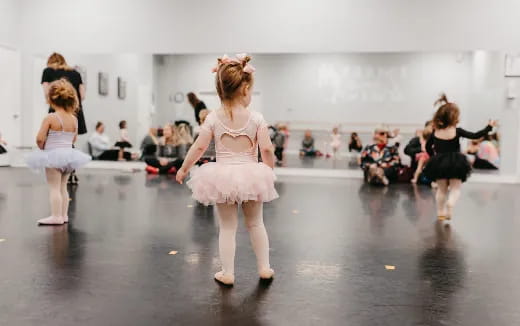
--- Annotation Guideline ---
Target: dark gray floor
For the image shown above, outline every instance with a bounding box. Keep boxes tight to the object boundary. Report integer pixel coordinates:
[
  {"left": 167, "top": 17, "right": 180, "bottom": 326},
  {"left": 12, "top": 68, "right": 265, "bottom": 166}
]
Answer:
[{"left": 0, "top": 168, "right": 519, "bottom": 326}]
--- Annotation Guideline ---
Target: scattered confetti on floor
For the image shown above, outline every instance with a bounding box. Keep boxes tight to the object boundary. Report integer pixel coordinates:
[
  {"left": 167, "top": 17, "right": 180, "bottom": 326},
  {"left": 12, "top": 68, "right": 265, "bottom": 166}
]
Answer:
[
  {"left": 385, "top": 265, "right": 396, "bottom": 270},
  {"left": 168, "top": 251, "right": 178, "bottom": 255}
]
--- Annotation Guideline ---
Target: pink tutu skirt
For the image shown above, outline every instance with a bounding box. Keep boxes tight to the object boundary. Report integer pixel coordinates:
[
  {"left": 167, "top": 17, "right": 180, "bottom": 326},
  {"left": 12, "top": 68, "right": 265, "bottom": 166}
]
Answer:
[{"left": 186, "top": 162, "right": 279, "bottom": 205}]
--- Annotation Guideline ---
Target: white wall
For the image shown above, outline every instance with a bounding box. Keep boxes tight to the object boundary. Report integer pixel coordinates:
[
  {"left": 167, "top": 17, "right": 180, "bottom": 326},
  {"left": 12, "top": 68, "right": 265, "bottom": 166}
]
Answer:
[
  {"left": 0, "top": 0, "right": 20, "bottom": 48},
  {"left": 20, "top": 54, "right": 154, "bottom": 151},
  {"left": 155, "top": 53, "right": 473, "bottom": 126},
  {"left": 18, "top": 0, "right": 520, "bottom": 54}
]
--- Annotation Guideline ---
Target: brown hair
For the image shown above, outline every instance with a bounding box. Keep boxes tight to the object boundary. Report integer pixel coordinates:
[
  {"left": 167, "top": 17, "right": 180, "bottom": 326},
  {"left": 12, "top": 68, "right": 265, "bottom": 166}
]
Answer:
[
  {"left": 422, "top": 128, "right": 432, "bottom": 140},
  {"left": 187, "top": 92, "right": 200, "bottom": 107},
  {"left": 119, "top": 120, "right": 127, "bottom": 129},
  {"left": 47, "top": 53, "right": 72, "bottom": 70},
  {"left": 215, "top": 55, "right": 254, "bottom": 119},
  {"left": 95, "top": 121, "right": 104, "bottom": 130},
  {"left": 48, "top": 79, "right": 79, "bottom": 113},
  {"left": 432, "top": 93, "right": 460, "bottom": 129}
]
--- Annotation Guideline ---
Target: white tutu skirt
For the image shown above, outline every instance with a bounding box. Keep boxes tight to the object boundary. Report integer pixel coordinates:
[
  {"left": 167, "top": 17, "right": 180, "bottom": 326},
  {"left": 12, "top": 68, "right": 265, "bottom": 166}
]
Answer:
[
  {"left": 186, "top": 162, "right": 279, "bottom": 205},
  {"left": 25, "top": 148, "right": 91, "bottom": 173}
]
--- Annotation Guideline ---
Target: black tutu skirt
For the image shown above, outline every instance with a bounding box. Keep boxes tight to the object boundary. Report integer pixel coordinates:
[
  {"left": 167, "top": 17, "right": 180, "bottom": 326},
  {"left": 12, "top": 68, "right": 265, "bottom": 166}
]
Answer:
[
  {"left": 423, "top": 152, "right": 471, "bottom": 182},
  {"left": 114, "top": 141, "right": 133, "bottom": 148}
]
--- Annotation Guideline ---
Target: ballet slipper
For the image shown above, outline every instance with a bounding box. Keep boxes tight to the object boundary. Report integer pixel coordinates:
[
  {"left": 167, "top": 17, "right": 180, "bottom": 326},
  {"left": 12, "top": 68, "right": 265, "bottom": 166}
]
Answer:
[
  {"left": 259, "top": 268, "right": 275, "bottom": 280},
  {"left": 410, "top": 178, "right": 417, "bottom": 184},
  {"left": 446, "top": 205, "right": 453, "bottom": 220},
  {"left": 37, "top": 216, "right": 64, "bottom": 225},
  {"left": 214, "top": 271, "right": 234, "bottom": 286},
  {"left": 63, "top": 216, "right": 69, "bottom": 223}
]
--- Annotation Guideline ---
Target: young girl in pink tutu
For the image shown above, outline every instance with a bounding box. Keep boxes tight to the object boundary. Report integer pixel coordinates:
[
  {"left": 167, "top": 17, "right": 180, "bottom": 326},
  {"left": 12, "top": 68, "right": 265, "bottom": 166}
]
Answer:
[
  {"left": 176, "top": 54, "right": 278, "bottom": 286},
  {"left": 26, "top": 79, "right": 91, "bottom": 225}
]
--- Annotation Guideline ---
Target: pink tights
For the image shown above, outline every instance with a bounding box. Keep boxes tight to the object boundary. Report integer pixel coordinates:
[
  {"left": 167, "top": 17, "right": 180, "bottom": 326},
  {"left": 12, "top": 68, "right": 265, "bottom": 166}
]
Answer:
[
  {"left": 215, "top": 201, "right": 271, "bottom": 276},
  {"left": 45, "top": 168, "right": 70, "bottom": 218}
]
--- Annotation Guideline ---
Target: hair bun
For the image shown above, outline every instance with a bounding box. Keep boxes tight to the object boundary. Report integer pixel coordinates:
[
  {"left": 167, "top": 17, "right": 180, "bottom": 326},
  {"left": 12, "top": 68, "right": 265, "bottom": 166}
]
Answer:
[
  {"left": 48, "top": 79, "right": 79, "bottom": 112},
  {"left": 435, "top": 93, "right": 449, "bottom": 106}
]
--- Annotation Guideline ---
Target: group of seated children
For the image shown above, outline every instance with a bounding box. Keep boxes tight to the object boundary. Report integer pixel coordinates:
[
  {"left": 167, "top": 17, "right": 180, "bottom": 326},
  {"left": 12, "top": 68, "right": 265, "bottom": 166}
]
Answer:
[{"left": 299, "top": 128, "right": 364, "bottom": 158}]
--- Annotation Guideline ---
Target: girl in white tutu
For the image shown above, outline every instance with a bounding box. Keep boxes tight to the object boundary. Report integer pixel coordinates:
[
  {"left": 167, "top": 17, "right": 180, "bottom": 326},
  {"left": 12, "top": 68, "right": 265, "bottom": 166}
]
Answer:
[
  {"left": 26, "top": 79, "right": 91, "bottom": 225},
  {"left": 176, "top": 54, "right": 278, "bottom": 286}
]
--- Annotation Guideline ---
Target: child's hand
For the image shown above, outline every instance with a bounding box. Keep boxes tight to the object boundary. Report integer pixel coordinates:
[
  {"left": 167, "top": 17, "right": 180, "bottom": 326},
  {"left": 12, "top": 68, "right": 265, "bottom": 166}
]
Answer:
[{"left": 176, "top": 167, "right": 188, "bottom": 184}]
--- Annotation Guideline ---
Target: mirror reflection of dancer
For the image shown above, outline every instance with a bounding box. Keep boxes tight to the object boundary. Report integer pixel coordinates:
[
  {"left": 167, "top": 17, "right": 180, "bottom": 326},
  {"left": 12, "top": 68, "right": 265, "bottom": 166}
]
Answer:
[
  {"left": 176, "top": 54, "right": 278, "bottom": 286},
  {"left": 25, "top": 79, "right": 91, "bottom": 225},
  {"left": 423, "top": 94, "right": 496, "bottom": 221},
  {"left": 41, "top": 53, "right": 87, "bottom": 185}
]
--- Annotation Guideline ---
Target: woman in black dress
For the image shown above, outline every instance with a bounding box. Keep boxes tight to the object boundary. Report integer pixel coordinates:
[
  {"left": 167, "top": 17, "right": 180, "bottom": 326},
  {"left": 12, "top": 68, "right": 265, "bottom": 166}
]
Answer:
[
  {"left": 424, "top": 94, "right": 496, "bottom": 220},
  {"left": 41, "top": 53, "right": 87, "bottom": 135},
  {"left": 41, "top": 53, "right": 88, "bottom": 184},
  {"left": 187, "top": 92, "right": 207, "bottom": 125}
]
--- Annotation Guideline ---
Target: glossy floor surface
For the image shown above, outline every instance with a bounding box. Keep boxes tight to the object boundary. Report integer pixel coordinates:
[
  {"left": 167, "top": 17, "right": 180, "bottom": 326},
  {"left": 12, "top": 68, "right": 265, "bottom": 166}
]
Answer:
[{"left": 0, "top": 168, "right": 519, "bottom": 326}]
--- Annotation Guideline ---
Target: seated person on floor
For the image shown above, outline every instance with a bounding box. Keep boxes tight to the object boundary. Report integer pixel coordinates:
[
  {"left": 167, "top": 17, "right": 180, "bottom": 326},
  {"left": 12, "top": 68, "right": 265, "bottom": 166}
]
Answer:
[
  {"left": 114, "top": 120, "right": 133, "bottom": 149},
  {"left": 300, "top": 130, "right": 321, "bottom": 157},
  {"left": 360, "top": 126, "right": 401, "bottom": 186},
  {"left": 144, "top": 123, "right": 183, "bottom": 174},
  {"left": 404, "top": 120, "right": 433, "bottom": 182},
  {"left": 0, "top": 131, "right": 7, "bottom": 154},
  {"left": 88, "top": 121, "right": 133, "bottom": 161},
  {"left": 195, "top": 109, "right": 216, "bottom": 165},
  {"left": 466, "top": 133, "right": 500, "bottom": 170},
  {"left": 140, "top": 127, "right": 159, "bottom": 157},
  {"left": 175, "top": 122, "right": 194, "bottom": 159},
  {"left": 348, "top": 132, "right": 363, "bottom": 153}
]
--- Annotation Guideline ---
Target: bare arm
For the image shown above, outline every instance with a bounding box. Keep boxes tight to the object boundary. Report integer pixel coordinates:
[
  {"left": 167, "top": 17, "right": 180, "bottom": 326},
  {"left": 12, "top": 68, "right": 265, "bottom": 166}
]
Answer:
[
  {"left": 257, "top": 125, "right": 275, "bottom": 169},
  {"left": 176, "top": 131, "right": 212, "bottom": 183},
  {"left": 79, "top": 84, "right": 86, "bottom": 101},
  {"left": 36, "top": 117, "right": 51, "bottom": 150},
  {"left": 42, "top": 82, "right": 50, "bottom": 104}
]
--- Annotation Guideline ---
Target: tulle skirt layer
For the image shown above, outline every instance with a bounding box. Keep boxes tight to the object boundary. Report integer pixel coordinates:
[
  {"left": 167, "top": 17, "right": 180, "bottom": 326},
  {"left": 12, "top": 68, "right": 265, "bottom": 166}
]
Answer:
[
  {"left": 423, "top": 152, "right": 471, "bottom": 182},
  {"left": 25, "top": 148, "right": 91, "bottom": 173},
  {"left": 186, "top": 162, "right": 279, "bottom": 206}
]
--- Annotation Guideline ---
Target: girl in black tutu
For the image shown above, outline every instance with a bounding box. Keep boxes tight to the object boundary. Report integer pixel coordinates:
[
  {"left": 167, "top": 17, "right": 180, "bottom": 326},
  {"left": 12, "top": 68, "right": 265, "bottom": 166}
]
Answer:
[{"left": 424, "top": 94, "right": 496, "bottom": 220}]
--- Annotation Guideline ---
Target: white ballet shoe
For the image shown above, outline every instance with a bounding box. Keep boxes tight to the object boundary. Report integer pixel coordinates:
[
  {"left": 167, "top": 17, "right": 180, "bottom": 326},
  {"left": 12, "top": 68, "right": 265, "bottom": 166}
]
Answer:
[
  {"left": 214, "top": 271, "right": 234, "bottom": 286},
  {"left": 259, "top": 268, "right": 275, "bottom": 280},
  {"left": 63, "top": 216, "right": 69, "bottom": 223},
  {"left": 37, "top": 216, "right": 64, "bottom": 225}
]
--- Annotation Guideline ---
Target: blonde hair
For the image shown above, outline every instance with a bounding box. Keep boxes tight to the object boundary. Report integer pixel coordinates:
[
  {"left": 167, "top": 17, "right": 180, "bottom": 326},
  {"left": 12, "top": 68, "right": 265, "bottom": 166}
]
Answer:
[
  {"left": 162, "top": 124, "right": 178, "bottom": 146},
  {"left": 176, "top": 124, "right": 194, "bottom": 145},
  {"left": 48, "top": 79, "right": 79, "bottom": 113},
  {"left": 215, "top": 55, "right": 254, "bottom": 120},
  {"left": 47, "top": 53, "right": 72, "bottom": 71}
]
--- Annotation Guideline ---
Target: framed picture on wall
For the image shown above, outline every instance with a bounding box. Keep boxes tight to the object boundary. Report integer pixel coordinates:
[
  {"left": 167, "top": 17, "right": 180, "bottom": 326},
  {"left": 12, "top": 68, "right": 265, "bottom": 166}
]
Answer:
[
  {"left": 117, "top": 77, "right": 126, "bottom": 100},
  {"left": 505, "top": 54, "right": 520, "bottom": 77},
  {"left": 98, "top": 72, "right": 109, "bottom": 95}
]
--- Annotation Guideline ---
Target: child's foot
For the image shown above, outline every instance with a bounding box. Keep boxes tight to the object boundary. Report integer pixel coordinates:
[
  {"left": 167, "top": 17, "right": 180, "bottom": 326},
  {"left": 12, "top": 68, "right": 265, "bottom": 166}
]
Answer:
[
  {"left": 446, "top": 205, "right": 453, "bottom": 220},
  {"left": 63, "top": 216, "right": 69, "bottom": 223},
  {"left": 431, "top": 182, "right": 438, "bottom": 189},
  {"left": 259, "top": 268, "right": 275, "bottom": 280},
  {"left": 37, "top": 216, "right": 64, "bottom": 225},
  {"left": 411, "top": 178, "right": 417, "bottom": 184},
  {"left": 214, "top": 271, "right": 234, "bottom": 286}
]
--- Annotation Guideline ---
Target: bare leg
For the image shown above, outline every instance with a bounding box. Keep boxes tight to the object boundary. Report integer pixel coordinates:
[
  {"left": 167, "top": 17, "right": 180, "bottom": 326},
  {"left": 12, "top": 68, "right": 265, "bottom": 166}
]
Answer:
[
  {"left": 412, "top": 158, "right": 426, "bottom": 183},
  {"left": 435, "top": 179, "right": 448, "bottom": 219},
  {"left": 446, "top": 179, "right": 462, "bottom": 218},
  {"left": 38, "top": 168, "right": 64, "bottom": 225},
  {"left": 61, "top": 172, "right": 71, "bottom": 222},
  {"left": 215, "top": 203, "right": 238, "bottom": 285},
  {"left": 242, "top": 201, "right": 273, "bottom": 278}
]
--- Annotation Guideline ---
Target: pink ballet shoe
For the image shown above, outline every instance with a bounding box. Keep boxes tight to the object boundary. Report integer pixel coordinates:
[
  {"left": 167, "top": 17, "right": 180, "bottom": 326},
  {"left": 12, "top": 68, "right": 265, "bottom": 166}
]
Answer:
[
  {"left": 63, "top": 216, "right": 69, "bottom": 223},
  {"left": 214, "top": 271, "right": 234, "bottom": 286},
  {"left": 259, "top": 268, "right": 275, "bottom": 280},
  {"left": 37, "top": 216, "right": 64, "bottom": 225}
]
